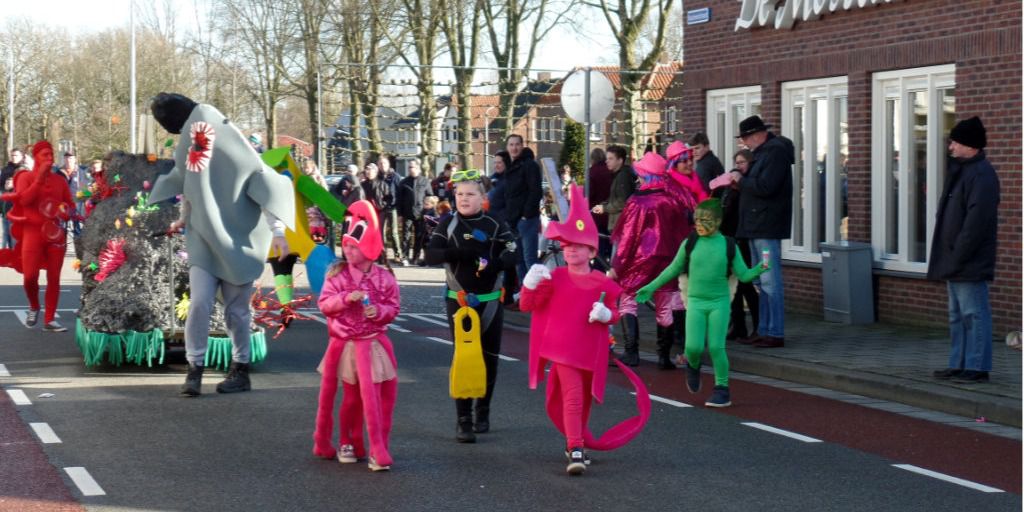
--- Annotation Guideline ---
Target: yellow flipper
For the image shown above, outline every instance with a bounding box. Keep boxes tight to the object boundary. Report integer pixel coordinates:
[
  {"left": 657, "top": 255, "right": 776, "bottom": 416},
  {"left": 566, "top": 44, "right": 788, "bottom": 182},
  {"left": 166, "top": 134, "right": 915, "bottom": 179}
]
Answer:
[{"left": 449, "top": 306, "right": 487, "bottom": 399}]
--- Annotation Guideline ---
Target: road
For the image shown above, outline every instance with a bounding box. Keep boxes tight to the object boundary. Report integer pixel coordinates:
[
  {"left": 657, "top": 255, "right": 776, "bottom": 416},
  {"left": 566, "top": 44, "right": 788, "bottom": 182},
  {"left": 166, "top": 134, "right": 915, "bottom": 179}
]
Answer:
[{"left": 0, "top": 271, "right": 1020, "bottom": 512}]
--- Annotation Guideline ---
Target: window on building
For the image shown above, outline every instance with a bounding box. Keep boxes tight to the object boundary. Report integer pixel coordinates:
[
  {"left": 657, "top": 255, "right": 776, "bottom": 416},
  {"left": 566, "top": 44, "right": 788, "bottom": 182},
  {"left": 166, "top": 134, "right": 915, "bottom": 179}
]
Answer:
[
  {"left": 667, "top": 106, "right": 678, "bottom": 135},
  {"left": 706, "top": 86, "right": 761, "bottom": 167},
  {"left": 589, "top": 121, "right": 604, "bottom": 142},
  {"left": 872, "top": 64, "right": 955, "bottom": 272},
  {"left": 781, "top": 76, "right": 848, "bottom": 262}
]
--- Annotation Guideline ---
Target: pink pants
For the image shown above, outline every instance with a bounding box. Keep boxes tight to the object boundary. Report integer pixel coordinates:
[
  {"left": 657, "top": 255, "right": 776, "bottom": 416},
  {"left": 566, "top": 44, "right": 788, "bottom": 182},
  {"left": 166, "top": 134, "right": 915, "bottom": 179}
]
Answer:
[
  {"left": 314, "top": 339, "right": 397, "bottom": 465},
  {"left": 618, "top": 290, "right": 684, "bottom": 327},
  {"left": 551, "top": 363, "right": 593, "bottom": 450}
]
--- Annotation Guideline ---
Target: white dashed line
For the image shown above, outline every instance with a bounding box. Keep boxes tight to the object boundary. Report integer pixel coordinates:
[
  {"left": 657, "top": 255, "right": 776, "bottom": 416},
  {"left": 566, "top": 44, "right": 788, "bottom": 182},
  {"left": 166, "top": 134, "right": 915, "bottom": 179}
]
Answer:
[
  {"left": 307, "top": 314, "right": 327, "bottom": 325},
  {"left": 741, "top": 422, "right": 822, "bottom": 443},
  {"left": 13, "top": 310, "right": 27, "bottom": 327},
  {"left": 29, "top": 422, "right": 62, "bottom": 444},
  {"left": 406, "top": 314, "right": 451, "bottom": 328},
  {"left": 636, "top": 392, "right": 692, "bottom": 408},
  {"left": 0, "top": 364, "right": 9, "bottom": 377},
  {"left": 6, "top": 388, "right": 31, "bottom": 405},
  {"left": 64, "top": 467, "right": 106, "bottom": 496},
  {"left": 388, "top": 325, "right": 411, "bottom": 333},
  {"left": 426, "top": 336, "right": 454, "bottom": 346},
  {"left": 892, "top": 464, "right": 1004, "bottom": 493}
]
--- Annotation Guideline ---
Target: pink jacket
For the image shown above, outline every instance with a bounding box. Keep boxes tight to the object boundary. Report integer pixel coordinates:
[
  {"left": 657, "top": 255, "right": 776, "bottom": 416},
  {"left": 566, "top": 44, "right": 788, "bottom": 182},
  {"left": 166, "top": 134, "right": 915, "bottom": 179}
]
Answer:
[
  {"left": 519, "top": 268, "right": 621, "bottom": 402},
  {"left": 318, "top": 263, "right": 400, "bottom": 341}
]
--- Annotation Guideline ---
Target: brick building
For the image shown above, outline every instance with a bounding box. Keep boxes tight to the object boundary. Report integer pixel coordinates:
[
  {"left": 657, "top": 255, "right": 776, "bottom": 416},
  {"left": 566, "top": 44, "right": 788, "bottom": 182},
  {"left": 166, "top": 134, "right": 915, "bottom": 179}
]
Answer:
[{"left": 678, "top": 0, "right": 1021, "bottom": 334}]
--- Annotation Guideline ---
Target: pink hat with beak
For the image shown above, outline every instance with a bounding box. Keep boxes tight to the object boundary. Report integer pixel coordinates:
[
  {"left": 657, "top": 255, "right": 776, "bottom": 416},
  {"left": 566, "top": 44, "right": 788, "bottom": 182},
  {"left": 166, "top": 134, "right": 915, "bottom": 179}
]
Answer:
[{"left": 543, "top": 183, "right": 598, "bottom": 250}]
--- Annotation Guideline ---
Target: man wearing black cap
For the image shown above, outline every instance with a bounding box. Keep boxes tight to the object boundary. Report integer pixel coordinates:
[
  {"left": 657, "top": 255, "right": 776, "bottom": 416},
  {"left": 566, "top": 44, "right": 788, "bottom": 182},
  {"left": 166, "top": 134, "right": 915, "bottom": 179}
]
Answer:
[
  {"left": 727, "top": 116, "right": 794, "bottom": 348},
  {"left": 928, "top": 116, "right": 1000, "bottom": 384}
]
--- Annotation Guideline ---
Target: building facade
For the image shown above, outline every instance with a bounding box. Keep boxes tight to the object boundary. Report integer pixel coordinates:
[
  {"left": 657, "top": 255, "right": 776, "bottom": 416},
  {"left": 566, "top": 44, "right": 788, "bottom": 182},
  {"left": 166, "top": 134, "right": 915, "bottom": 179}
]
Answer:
[{"left": 679, "top": 0, "right": 1021, "bottom": 334}]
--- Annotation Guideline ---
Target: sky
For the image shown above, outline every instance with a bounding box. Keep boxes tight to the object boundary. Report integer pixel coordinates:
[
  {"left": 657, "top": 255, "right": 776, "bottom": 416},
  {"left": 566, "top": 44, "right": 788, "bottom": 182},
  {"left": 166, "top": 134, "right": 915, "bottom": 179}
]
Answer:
[{"left": 1, "top": 0, "right": 622, "bottom": 74}]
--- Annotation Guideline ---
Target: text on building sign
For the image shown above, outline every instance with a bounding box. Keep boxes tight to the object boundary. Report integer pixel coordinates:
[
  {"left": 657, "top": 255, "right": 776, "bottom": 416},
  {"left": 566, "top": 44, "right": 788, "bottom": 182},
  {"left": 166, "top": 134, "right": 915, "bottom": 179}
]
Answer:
[{"left": 735, "top": 0, "right": 902, "bottom": 31}]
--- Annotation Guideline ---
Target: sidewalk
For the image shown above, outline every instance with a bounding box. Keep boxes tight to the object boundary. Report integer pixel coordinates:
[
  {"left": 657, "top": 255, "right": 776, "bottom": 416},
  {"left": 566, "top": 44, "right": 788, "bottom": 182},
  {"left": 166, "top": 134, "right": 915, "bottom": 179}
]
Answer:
[{"left": 503, "top": 306, "right": 1023, "bottom": 428}]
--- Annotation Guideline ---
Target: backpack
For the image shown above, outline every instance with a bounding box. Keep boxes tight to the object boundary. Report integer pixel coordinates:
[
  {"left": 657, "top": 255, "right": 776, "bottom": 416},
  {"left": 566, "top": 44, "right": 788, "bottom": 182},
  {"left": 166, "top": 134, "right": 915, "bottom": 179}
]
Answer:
[{"left": 677, "top": 231, "right": 739, "bottom": 300}]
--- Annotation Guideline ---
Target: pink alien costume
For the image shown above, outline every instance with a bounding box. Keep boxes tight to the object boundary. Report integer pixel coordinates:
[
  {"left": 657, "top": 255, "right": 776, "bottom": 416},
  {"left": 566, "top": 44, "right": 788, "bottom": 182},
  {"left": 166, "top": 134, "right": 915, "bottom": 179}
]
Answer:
[
  {"left": 611, "top": 151, "right": 695, "bottom": 368},
  {"left": 520, "top": 185, "right": 651, "bottom": 461},
  {"left": 313, "top": 200, "right": 400, "bottom": 469}
]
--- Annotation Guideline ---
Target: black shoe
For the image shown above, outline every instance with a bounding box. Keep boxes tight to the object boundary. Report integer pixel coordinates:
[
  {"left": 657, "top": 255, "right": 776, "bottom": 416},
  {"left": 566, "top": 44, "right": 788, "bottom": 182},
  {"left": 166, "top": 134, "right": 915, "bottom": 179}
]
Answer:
[
  {"left": 686, "top": 362, "right": 702, "bottom": 394},
  {"left": 932, "top": 368, "right": 963, "bottom": 380},
  {"left": 456, "top": 416, "right": 476, "bottom": 443},
  {"left": 704, "top": 385, "right": 732, "bottom": 408},
  {"left": 566, "top": 447, "right": 586, "bottom": 475},
  {"left": 180, "top": 364, "right": 204, "bottom": 397},
  {"left": 25, "top": 309, "right": 39, "bottom": 327},
  {"left": 618, "top": 350, "right": 639, "bottom": 367},
  {"left": 657, "top": 355, "right": 676, "bottom": 370},
  {"left": 754, "top": 336, "right": 785, "bottom": 348},
  {"left": 952, "top": 370, "right": 989, "bottom": 383},
  {"left": 216, "top": 362, "right": 251, "bottom": 393},
  {"left": 473, "top": 407, "right": 490, "bottom": 433}
]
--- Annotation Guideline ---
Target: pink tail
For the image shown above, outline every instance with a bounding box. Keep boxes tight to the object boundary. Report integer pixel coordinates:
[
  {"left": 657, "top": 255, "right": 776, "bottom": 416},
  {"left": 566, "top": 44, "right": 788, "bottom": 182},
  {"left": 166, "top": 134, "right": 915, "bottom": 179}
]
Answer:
[
  {"left": 353, "top": 341, "right": 395, "bottom": 466},
  {"left": 545, "top": 359, "right": 651, "bottom": 451}
]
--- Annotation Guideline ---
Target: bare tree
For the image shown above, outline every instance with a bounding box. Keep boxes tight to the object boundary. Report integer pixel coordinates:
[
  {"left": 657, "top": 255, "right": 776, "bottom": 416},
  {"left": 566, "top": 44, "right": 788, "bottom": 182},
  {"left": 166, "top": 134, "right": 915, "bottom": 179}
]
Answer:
[
  {"left": 372, "top": 0, "right": 445, "bottom": 174},
  {"left": 482, "top": 0, "right": 573, "bottom": 138},
  {"left": 587, "top": 0, "right": 674, "bottom": 154},
  {"left": 438, "top": 0, "right": 483, "bottom": 169}
]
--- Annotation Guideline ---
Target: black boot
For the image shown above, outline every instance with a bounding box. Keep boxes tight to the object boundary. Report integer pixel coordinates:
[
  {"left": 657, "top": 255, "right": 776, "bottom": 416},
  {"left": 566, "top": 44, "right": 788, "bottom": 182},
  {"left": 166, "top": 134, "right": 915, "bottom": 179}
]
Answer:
[
  {"left": 456, "top": 416, "right": 476, "bottom": 443},
  {"left": 656, "top": 324, "right": 676, "bottom": 370},
  {"left": 473, "top": 406, "right": 490, "bottom": 433},
  {"left": 727, "top": 296, "right": 748, "bottom": 341},
  {"left": 180, "top": 364, "right": 203, "bottom": 397},
  {"left": 215, "top": 362, "right": 251, "bottom": 394},
  {"left": 617, "top": 314, "right": 640, "bottom": 366}
]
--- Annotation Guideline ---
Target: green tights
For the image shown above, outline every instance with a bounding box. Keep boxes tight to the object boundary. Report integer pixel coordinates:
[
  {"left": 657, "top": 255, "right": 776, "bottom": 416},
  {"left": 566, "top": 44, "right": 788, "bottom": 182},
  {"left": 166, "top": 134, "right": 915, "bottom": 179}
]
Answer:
[{"left": 684, "top": 299, "right": 731, "bottom": 387}]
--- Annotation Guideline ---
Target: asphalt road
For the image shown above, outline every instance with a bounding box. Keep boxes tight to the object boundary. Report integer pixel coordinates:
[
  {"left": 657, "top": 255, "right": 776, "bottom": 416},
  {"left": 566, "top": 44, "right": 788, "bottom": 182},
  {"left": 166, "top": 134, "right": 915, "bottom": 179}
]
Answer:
[{"left": 0, "top": 278, "right": 1020, "bottom": 512}]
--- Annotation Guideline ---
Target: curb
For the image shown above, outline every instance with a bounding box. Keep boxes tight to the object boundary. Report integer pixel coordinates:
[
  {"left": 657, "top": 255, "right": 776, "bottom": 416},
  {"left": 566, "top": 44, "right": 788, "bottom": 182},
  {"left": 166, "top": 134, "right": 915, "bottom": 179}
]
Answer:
[{"left": 502, "top": 310, "right": 1021, "bottom": 428}]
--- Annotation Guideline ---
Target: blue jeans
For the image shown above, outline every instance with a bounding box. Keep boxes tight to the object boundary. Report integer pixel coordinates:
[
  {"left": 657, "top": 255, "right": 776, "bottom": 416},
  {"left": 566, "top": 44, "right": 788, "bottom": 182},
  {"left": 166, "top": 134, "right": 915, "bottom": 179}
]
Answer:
[
  {"left": 946, "top": 281, "right": 993, "bottom": 372},
  {"left": 1, "top": 215, "right": 12, "bottom": 249},
  {"left": 752, "top": 238, "right": 784, "bottom": 338},
  {"left": 516, "top": 216, "right": 541, "bottom": 281}
]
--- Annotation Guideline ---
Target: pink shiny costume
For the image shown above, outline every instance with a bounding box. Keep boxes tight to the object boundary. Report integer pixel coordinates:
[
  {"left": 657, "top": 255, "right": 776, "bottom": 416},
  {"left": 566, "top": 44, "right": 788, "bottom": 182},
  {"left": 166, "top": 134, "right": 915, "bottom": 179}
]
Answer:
[
  {"left": 520, "top": 267, "right": 650, "bottom": 450},
  {"left": 611, "top": 181, "right": 694, "bottom": 325},
  {"left": 313, "top": 262, "right": 400, "bottom": 466}
]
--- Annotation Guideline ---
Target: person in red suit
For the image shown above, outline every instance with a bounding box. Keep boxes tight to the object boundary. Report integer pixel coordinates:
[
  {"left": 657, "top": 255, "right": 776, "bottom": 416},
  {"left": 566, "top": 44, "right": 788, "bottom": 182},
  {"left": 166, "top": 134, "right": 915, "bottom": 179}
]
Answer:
[{"left": 0, "top": 141, "right": 73, "bottom": 331}]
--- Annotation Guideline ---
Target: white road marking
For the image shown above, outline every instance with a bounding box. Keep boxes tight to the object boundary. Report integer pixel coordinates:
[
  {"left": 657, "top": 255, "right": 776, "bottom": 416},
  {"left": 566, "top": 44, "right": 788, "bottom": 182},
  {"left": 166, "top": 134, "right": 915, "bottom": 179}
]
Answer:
[
  {"left": 29, "top": 422, "right": 62, "bottom": 443},
  {"left": 393, "top": 316, "right": 407, "bottom": 322},
  {"left": 741, "top": 422, "right": 822, "bottom": 443},
  {"left": 496, "top": 354, "right": 518, "bottom": 362},
  {"left": 426, "top": 336, "right": 453, "bottom": 346},
  {"left": 64, "top": 467, "right": 106, "bottom": 496},
  {"left": 6, "top": 388, "right": 31, "bottom": 405},
  {"left": 892, "top": 464, "right": 1004, "bottom": 493},
  {"left": 635, "top": 392, "right": 692, "bottom": 408},
  {"left": 307, "top": 313, "right": 327, "bottom": 325},
  {"left": 0, "top": 364, "right": 9, "bottom": 377},
  {"left": 13, "top": 310, "right": 27, "bottom": 327},
  {"left": 406, "top": 314, "right": 451, "bottom": 328},
  {"left": 388, "top": 324, "right": 411, "bottom": 333}
]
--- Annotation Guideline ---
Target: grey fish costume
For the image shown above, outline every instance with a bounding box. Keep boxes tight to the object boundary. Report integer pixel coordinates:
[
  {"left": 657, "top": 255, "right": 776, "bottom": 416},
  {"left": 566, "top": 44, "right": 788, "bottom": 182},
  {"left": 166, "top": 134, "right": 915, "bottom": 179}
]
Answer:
[
  {"left": 150, "top": 103, "right": 295, "bottom": 285},
  {"left": 149, "top": 92, "right": 295, "bottom": 396}
]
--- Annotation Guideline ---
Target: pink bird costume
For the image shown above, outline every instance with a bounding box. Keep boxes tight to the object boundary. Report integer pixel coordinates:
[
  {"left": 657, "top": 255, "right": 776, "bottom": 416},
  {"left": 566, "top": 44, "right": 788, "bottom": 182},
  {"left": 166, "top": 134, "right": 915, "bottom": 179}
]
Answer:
[
  {"left": 520, "top": 185, "right": 651, "bottom": 457},
  {"left": 313, "top": 201, "right": 400, "bottom": 469}
]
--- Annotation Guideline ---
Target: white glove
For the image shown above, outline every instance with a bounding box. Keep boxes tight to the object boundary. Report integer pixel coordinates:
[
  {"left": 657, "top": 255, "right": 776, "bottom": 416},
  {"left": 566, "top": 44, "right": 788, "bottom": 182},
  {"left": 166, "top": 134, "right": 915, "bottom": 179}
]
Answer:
[
  {"left": 522, "top": 264, "right": 552, "bottom": 290},
  {"left": 588, "top": 301, "right": 612, "bottom": 323}
]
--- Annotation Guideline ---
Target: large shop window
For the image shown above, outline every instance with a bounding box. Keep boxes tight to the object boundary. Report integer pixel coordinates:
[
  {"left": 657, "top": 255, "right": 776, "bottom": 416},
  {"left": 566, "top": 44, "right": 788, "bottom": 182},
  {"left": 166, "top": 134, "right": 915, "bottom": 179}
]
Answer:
[
  {"left": 706, "top": 86, "right": 761, "bottom": 167},
  {"left": 871, "top": 65, "right": 956, "bottom": 273},
  {"left": 781, "top": 77, "right": 849, "bottom": 262}
]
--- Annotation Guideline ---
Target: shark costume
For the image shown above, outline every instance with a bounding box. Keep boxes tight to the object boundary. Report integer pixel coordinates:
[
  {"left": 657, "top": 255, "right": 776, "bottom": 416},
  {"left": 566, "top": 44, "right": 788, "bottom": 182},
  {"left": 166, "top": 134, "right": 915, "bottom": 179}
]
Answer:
[{"left": 148, "top": 93, "right": 295, "bottom": 397}]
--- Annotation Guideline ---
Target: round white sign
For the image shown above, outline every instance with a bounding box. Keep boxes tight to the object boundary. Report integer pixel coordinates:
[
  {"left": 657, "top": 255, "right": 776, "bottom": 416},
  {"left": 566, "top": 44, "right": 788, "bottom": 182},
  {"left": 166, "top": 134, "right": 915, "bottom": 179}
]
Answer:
[{"left": 560, "top": 69, "right": 615, "bottom": 124}]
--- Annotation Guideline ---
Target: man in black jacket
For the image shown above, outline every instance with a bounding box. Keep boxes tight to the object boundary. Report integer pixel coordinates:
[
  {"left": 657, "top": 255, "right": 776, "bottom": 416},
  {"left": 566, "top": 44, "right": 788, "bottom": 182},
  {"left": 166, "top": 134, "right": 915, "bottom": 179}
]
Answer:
[
  {"left": 396, "top": 159, "right": 432, "bottom": 264},
  {"left": 729, "top": 116, "right": 794, "bottom": 348},
  {"left": 690, "top": 132, "right": 725, "bottom": 197},
  {"left": 0, "top": 148, "right": 24, "bottom": 249},
  {"left": 928, "top": 116, "right": 1000, "bottom": 384},
  {"left": 502, "top": 134, "right": 543, "bottom": 280}
]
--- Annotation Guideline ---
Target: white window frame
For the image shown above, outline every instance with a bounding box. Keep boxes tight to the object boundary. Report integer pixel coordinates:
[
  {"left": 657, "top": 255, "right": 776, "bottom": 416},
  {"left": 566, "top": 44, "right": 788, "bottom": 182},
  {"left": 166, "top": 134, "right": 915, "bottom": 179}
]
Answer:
[
  {"left": 871, "top": 64, "right": 955, "bottom": 273},
  {"left": 589, "top": 121, "right": 604, "bottom": 142},
  {"left": 667, "top": 106, "right": 678, "bottom": 134},
  {"left": 706, "top": 86, "right": 761, "bottom": 167},
  {"left": 781, "top": 76, "right": 849, "bottom": 263}
]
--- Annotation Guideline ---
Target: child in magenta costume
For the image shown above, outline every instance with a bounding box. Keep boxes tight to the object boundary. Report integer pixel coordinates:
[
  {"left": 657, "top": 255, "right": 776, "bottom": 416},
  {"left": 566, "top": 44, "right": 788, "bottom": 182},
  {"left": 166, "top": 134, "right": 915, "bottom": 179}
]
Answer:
[
  {"left": 313, "top": 200, "right": 400, "bottom": 472},
  {"left": 520, "top": 184, "right": 651, "bottom": 475}
]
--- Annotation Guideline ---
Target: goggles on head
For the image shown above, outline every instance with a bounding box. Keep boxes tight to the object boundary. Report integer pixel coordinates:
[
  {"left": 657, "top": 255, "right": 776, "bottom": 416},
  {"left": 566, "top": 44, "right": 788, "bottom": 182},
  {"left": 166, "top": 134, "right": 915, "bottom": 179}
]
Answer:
[{"left": 450, "top": 169, "right": 483, "bottom": 183}]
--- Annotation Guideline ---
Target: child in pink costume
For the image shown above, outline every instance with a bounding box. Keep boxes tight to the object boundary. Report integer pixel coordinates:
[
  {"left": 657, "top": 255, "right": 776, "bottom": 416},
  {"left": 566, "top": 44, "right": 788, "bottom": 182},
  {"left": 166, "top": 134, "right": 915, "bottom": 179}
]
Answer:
[
  {"left": 313, "top": 200, "right": 400, "bottom": 472},
  {"left": 520, "top": 184, "right": 651, "bottom": 475}
]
